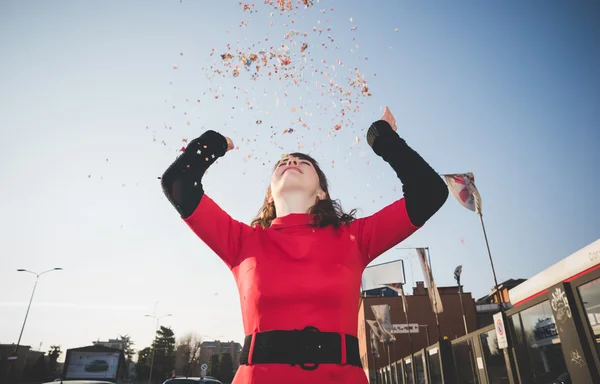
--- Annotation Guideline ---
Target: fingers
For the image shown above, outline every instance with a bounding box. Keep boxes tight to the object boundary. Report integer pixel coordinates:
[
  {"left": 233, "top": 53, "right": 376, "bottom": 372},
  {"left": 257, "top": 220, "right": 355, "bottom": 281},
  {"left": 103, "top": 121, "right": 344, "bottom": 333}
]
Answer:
[{"left": 225, "top": 136, "right": 234, "bottom": 151}]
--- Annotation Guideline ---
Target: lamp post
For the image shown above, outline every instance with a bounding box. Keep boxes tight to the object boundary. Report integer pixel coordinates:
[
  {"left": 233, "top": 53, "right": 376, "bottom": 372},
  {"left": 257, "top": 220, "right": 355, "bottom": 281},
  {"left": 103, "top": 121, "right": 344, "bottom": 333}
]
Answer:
[
  {"left": 4, "top": 268, "right": 62, "bottom": 384},
  {"left": 145, "top": 306, "right": 172, "bottom": 384},
  {"left": 14, "top": 268, "right": 62, "bottom": 353},
  {"left": 453, "top": 265, "right": 469, "bottom": 335}
]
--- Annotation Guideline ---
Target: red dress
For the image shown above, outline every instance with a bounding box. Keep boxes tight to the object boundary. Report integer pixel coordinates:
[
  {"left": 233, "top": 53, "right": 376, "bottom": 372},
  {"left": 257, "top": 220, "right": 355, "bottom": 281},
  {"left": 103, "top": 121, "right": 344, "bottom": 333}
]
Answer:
[{"left": 183, "top": 194, "right": 420, "bottom": 384}]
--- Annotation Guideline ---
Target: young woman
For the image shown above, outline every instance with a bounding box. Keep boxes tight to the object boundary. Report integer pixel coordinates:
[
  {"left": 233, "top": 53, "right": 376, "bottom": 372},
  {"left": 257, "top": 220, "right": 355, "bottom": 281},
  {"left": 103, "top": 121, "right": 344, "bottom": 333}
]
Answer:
[{"left": 161, "top": 107, "right": 448, "bottom": 384}]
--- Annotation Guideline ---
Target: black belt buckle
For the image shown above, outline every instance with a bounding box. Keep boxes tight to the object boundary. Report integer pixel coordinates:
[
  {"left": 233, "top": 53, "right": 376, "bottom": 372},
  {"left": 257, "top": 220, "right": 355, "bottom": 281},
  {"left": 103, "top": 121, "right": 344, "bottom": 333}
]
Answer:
[{"left": 294, "top": 326, "right": 321, "bottom": 371}]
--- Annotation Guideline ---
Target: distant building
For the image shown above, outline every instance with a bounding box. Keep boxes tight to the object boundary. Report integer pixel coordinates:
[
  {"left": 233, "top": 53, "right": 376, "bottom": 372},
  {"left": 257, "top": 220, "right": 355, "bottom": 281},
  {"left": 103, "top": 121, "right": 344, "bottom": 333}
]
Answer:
[
  {"left": 199, "top": 340, "right": 243, "bottom": 372},
  {"left": 0, "top": 344, "right": 32, "bottom": 382},
  {"left": 92, "top": 338, "right": 126, "bottom": 351},
  {"left": 475, "top": 278, "right": 526, "bottom": 327},
  {"left": 358, "top": 281, "right": 478, "bottom": 383}
]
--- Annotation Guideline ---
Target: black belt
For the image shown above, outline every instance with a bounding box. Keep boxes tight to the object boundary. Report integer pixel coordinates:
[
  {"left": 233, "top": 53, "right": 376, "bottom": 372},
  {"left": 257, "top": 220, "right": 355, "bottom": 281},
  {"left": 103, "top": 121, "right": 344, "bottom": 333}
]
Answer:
[{"left": 239, "top": 326, "right": 362, "bottom": 371}]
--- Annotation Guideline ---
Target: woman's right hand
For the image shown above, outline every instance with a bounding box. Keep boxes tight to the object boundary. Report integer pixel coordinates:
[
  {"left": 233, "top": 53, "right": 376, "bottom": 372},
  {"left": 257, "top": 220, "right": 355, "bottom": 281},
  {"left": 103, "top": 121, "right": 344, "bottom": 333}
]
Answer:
[{"left": 225, "top": 136, "right": 235, "bottom": 152}]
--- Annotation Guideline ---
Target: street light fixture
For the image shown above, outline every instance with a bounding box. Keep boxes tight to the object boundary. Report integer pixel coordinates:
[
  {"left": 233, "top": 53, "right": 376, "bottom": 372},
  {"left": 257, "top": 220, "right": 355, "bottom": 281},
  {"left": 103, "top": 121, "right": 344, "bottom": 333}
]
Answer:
[
  {"left": 14, "top": 268, "right": 63, "bottom": 353},
  {"left": 145, "top": 312, "right": 172, "bottom": 384}
]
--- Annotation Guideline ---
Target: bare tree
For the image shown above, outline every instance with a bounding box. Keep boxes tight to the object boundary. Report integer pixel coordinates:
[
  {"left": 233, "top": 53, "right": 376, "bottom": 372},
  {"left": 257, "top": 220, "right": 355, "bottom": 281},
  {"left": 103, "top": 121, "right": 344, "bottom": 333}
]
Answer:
[{"left": 175, "top": 333, "right": 203, "bottom": 377}]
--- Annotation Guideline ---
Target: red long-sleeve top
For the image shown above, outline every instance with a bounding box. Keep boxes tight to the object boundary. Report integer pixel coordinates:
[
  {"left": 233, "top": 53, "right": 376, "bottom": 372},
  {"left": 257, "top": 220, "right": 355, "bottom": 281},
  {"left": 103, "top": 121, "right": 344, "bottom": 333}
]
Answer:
[
  {"left": 184, "top": 194, "right": 419, "bottom": 384},
  {"left": 162, "top": 122, "right": 448, "bottom": 383}
]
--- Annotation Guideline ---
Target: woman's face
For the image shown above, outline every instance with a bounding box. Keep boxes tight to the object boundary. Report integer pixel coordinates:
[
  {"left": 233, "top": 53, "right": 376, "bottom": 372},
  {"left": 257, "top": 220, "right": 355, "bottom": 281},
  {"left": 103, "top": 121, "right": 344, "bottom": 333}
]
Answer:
[{"left": 270, "top": 155, "right": 323, "bottom": 201}]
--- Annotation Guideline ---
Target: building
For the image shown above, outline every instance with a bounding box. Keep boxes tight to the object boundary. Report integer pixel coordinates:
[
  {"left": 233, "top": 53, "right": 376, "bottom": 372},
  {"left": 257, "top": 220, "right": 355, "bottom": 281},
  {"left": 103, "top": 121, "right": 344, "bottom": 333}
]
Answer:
[
  {"left": 475, "top": 278, "right": 526, "bottom": 327},
  {"left": 199, "top": 340, "right": 243, "bottom": 372},
  {"left": 0, "top": 344, "right": 31, "bottom": 382},
  {"left": 358, "top": 281, "right": 477, "bottom": 382},
  {"left": 371, "top": 237, "right": 600, "bottom": 384},
  {"left": 92, "top": 338, "right": 126, "bottom": 351}
]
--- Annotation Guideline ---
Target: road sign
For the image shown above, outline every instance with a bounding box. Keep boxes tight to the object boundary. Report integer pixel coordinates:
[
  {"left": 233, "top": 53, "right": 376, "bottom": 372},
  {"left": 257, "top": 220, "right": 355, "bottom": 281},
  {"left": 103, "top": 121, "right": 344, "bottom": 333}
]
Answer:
[
  {"left": 392, "top": 323, "right": 419, "bottom": 334},
  {"left": 493, "top": 312, "right": 508, "bottom": 349},
  {"left": 200, "top": 369, "right": 207, "bottom": 378},
  {"left": 201, "top": 364, "right": 208, "bottom": 371}
]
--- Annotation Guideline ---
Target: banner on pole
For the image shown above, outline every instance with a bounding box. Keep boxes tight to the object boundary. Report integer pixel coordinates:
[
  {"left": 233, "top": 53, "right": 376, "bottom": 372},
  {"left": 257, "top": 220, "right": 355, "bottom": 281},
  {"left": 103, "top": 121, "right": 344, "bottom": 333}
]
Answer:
[
  {"left": 385, "top": 283, "right": 409, "bottom": 315},
  {"left": 366, "top": 320, "right": 381, "bottom": 358},
  {"left": 443, "top": 173, "right": 482, "bottom": 214},
  {"left": 371, "top": 304, "right": 396, "bottom": 343},
  {"left": 417, "top": 248, "right": 444, "bottom": 314}
]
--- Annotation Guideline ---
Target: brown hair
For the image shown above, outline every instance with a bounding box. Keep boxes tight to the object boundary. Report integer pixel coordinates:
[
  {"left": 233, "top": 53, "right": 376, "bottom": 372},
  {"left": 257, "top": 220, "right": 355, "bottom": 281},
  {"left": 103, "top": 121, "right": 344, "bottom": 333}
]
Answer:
[{"left": 250, "top": 152, "right": 357, "bottom": 229}]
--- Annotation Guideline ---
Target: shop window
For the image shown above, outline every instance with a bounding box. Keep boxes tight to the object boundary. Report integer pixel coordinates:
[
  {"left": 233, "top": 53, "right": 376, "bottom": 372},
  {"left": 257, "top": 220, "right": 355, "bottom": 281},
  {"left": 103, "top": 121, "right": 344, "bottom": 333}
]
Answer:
[
  {"left": 480, "top": 329, "right": 509, "bottom": 383},
  {"left": 405, "top": 358, "right": 414, "bottom": 384},
  {"left": 578, "top": 277, "right": 600, "bottom": 356},
  {"left": 512, "top": 301, "right": 568, "bottom": 384},
  {"left": 428, "top": 347, "right": 442, "bottom": 384},
  {"left": 413, "top": 353, "right": 425, "bottom": 384},
  {"left": 452, "top": 339, "right": 479, "bottom": 384}
]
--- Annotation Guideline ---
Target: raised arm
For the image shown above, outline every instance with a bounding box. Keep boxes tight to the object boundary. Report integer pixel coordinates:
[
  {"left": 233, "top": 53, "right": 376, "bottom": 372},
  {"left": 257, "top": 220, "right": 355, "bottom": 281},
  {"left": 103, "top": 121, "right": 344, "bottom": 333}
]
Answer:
[
  {"left": 161, "top": 130, "right": 252, "bottom": 268},
  {"left": 350, "top": 110, "right": 449, "bottom": 264}
]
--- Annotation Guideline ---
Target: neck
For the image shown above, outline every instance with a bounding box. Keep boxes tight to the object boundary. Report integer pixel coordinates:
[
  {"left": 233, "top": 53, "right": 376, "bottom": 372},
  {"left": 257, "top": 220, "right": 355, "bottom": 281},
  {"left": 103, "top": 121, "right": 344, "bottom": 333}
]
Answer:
[{"left": 273, "top": 191, "right": 317, "bottom": 217}]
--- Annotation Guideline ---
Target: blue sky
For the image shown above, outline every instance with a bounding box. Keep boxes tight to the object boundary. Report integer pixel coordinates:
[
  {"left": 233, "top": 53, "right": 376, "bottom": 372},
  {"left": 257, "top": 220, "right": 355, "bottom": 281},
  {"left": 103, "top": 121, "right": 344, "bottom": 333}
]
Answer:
[{"left": 1, "top": 0, "right": 598, "bottom": 360}]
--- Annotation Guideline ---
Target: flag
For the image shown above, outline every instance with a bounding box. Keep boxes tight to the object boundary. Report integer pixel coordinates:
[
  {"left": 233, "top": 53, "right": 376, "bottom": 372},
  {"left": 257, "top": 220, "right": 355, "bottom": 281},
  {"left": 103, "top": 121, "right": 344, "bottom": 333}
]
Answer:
[
  {"left": 443, "top": 173, "right": 482, "bottom": 214},
  {"left": 384, "top": 283, "right": 408, "bottom": 315},
  {"left": 366, "top": 320, "right": 381, "bottom": 358},
  {"left": 417, "top": 248, "right": 444, "bottom": 314},
  {"left": 371, "top": 304, "right": 396, "bottom": 343}
]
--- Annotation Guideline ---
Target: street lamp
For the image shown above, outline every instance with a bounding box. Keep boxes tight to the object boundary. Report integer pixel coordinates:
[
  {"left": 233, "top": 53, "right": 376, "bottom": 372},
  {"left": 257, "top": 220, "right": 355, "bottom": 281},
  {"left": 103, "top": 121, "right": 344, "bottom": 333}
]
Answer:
[
  {"left": 145, "top": 312, "right": 172, "bottom": 384},
  {"left": 14, "top": 268, "right": 63, "bottom": 353},
  {"left": 454, "top": 265, "right": 469, "bottom": 335}
]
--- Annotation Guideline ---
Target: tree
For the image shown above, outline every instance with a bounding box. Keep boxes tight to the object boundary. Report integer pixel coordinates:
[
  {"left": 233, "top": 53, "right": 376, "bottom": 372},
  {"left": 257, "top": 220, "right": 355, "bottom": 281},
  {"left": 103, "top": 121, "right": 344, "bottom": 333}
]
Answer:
[
  {"left": 118, "top": 334, "right": 136, "bottom": 361},
  {"left": 175, "top": 333, "right": 203, "bottom": 377},
  {"left": 136, "top": 347, "right": 152, "bottom": 381},
  {"left": 218, "top": 353, "right": 234, "bottom": 383},
  {"left": 151, "top": 326, "right": 176, "bottom": 382},
  {"left": 209, "top": 354, "right": 220, "bottom": 379},
  {"left": 47, "top": 345, "right": 62, "bottom": 377}
]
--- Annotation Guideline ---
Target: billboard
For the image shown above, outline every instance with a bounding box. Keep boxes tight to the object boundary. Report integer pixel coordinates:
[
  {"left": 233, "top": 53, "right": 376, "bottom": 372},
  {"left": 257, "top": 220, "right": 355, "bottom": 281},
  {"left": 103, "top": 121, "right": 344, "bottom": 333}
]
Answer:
[
  {"left": 361, "top": 259, "right": 405, "bottom": 292},
  {"left": 65, "top": 351, "right": 120, "bottom": 379}
]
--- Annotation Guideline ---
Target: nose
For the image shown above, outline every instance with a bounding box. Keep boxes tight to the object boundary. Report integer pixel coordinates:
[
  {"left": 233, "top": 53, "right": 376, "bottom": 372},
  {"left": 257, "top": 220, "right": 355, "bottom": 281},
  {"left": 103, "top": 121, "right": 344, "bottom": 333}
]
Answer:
[{"left": 286, "top": 158, "right": 298, "bottom": 166}]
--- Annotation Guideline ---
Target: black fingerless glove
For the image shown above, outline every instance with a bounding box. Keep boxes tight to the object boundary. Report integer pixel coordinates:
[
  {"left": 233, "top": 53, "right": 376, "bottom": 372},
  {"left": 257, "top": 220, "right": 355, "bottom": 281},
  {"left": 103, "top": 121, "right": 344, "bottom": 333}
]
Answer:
[
  {"left": 161, "top": 130, "right": 229, "bottom": 218},
  {"left": 367, "top": 120, "right": 448, "bottom": 226}
]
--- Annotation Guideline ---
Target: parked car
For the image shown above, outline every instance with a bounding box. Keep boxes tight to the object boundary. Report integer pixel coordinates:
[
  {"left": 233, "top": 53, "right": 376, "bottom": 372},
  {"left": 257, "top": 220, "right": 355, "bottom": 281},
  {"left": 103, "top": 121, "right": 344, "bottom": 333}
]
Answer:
[
  {"left": 163, "top": 377, "right": 222, "bottom": 384},
  {"left": 45, "top": 381, "right": 115, "bottom": 384},
  {"left": 84, "top": 360, "right": 110, "bottom": 372}
]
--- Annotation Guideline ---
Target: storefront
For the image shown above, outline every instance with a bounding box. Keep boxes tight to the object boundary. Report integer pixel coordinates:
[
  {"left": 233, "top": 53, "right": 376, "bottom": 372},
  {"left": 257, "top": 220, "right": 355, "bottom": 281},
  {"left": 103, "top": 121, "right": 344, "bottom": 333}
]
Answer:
[{"left": 376, "top": 238, "right": 600, "bottom": 384}]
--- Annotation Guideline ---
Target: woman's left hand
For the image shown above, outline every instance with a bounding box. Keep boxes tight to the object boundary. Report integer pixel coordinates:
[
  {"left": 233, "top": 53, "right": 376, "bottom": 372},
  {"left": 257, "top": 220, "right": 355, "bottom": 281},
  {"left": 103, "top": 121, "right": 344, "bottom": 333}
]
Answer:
[{"left": 380, "top": 106, "right": 397, "bottom": 132}]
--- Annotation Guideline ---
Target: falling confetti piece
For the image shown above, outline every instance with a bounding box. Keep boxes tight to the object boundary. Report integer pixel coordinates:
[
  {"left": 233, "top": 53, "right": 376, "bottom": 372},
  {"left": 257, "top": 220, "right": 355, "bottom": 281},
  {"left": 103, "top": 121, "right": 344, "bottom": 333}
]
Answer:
[{"left": 256, "top": 120, "right": 263, "bottom": 124}]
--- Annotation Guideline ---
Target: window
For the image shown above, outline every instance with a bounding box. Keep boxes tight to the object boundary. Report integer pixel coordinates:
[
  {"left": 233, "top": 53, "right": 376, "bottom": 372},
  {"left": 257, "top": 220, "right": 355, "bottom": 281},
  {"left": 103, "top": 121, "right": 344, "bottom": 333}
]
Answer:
[
  {"left": 578, "top": 277, "right": 600, "bottom": 356},
  {"left": 413, "top": 353, "right": 425, "bottom": 384},
  {"left": 452, "top": 340, "right": 479, "bottom": 384},
  {"left": 480, "top": 329, "right": 509, "bottom": 383},
  {"left": 404, "top": 358, "right": 414, "bottom": 384},
  {"left": 510, "top": 301, "right": 567, "bottom": 384},
  {"left": 428, "top": 347, "right": 442, "bottom": 384}
]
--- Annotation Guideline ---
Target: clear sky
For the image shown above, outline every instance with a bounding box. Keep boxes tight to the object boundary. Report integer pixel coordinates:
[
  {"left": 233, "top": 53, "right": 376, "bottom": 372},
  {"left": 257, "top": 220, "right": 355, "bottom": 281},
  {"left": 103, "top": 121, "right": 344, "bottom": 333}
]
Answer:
[{"left": 1, "top": 0, "right": 598, "bottom": 361}]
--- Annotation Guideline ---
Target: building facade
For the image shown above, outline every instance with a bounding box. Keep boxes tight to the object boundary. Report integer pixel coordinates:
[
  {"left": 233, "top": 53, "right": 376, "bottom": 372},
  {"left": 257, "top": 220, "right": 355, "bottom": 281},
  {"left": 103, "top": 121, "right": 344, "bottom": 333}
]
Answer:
[
  {"left": 358, "top": 281, "right": 477, "bottom": 382},
  {"left": 92, "top": 338, "right": 126, "bottom": 351},
  {"left": 199, "top": 340, "right": 243, "bottom": 372}
]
